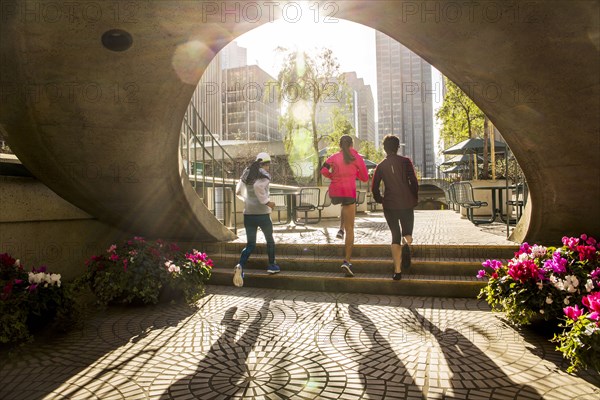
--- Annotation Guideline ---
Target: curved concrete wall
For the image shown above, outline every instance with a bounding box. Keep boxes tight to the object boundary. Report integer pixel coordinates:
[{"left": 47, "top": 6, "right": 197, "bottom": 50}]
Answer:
[{"left": 1, "top": 1, "right": 598, "bottom": 243}]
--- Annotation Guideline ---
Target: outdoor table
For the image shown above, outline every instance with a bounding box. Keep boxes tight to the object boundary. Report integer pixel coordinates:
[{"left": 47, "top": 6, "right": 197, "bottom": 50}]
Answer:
[
  {"left": 270, "top": 189, "right": 300, "bottom": 225},
  {"left": 473, "top": 185, "right": 516, "bottom": 224}
]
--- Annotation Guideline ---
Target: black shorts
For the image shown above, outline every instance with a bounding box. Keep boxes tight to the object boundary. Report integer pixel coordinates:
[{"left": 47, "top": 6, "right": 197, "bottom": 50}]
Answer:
[{"left": 331, "top": 196, "right": 356, "bottom": 206}]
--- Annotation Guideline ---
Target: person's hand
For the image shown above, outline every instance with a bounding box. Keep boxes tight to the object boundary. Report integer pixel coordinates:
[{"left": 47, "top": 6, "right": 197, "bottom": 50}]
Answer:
[{"left": 267, "top": 201, "right": 276, "bottom": 209}]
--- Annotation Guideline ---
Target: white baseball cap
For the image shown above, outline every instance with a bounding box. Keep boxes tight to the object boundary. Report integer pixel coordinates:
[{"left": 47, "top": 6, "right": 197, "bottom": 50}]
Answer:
[{"left": 256, "top": 152, "right": 271, "bottom": 163}]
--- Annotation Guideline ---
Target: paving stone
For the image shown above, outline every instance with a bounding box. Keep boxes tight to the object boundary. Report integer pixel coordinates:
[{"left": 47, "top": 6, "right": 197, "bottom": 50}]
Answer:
[{"left": 1, "top": 214, "right": 599, "bottom": 399}]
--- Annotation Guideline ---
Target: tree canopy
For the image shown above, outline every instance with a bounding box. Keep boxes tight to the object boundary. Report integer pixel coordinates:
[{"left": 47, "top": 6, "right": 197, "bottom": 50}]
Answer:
[
  {"left": 275, "top": 47, "right": 345, "bottom": 184},
  {"left": 435, "top": 76, "right": 485, "bottom": 148}
]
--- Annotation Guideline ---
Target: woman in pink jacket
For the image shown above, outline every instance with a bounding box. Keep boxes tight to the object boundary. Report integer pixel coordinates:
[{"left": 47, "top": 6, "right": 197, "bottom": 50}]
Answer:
[{"left": 320, "top": 135, "right": 369, "bottom": 277}]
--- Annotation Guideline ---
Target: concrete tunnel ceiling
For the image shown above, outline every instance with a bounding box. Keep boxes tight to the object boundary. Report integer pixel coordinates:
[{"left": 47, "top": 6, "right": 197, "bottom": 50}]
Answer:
[{"left": 0, "top": 0, "right": 598, "bottom": 243}]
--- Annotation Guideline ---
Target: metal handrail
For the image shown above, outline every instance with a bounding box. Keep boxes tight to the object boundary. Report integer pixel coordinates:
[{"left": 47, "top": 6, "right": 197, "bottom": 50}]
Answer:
[{"left": 180, "top": 102, "right": 237, "bottom": 233}]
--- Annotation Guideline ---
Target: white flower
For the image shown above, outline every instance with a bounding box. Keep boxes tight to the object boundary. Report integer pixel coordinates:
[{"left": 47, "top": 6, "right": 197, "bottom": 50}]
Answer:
[
  {"left": 546, "top": 296, "right": 553, "bottom": 304},
  {"left": 540, "top": 309, "right": 545, "bottom": 314},
  {"left": 49, "top": 273, "right": 61, "bottom": 287},
  {"left": 517, "top": 253, "right": 530, "bottom": 262},
  {"left": 564, "top": 275, "right": 579, "bottom": 293},
  {"left": 15, "top": 259, "right": 20, "bottom": 267},
  {"left": 564, "top": 297, "right": 570, "bottom": 305},
  {"left": 585, "top": 279, "right": 594, "bottom": 292},
  {"left": 168, "top": 264, "right": 181, "bottom": 274},
  {"left": 552, "top": 277, "right": 565, "bottom": 290},
  {"left": 537, "top": 281, "right": 543, "bottom": 290},
  {"left": 531, "top": 245, "right": 547, "bottom": 259}
]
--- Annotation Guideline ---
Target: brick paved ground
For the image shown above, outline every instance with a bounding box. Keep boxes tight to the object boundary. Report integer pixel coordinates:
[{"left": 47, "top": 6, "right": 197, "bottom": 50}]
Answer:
[
  {"left": 232, "top": 210, "right": 517, "bottom": 247},
  {"left": 1, "top": 286, "right": 598, "bottom": 399},
  {"left": 2, "top": 210, "right": 598, "bottom": 399}
]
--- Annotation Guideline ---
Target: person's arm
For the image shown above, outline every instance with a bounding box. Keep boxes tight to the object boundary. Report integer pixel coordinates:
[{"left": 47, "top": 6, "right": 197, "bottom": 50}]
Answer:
[
  {"left": 356, "top": 157, "right": 369, "bottom": 182},
  {"left": 253, "top": 179, "right": 275, "bottom": 209},
  {"left": 320, "top": 156, "right": 334, "bottom": 179},
  {"left": 406, "top": 159, "right": 419, "bottom": 198},
  {"left": 371, "top": 165, "right": 384, "bottom": 203}
]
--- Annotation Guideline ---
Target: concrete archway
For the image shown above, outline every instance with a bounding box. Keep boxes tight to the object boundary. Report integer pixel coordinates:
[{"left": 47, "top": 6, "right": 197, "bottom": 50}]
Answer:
[{"left": 1, "top": 1, "right": 598, "bottom": 243}]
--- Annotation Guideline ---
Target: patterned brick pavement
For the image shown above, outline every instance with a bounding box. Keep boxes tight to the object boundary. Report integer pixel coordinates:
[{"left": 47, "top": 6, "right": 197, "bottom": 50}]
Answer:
[
  {"left": 232, "top": 210, "right": 517, "bottom": 247},
  {"left": 1, "top": 286, "right": 598, "bottom": 400}
]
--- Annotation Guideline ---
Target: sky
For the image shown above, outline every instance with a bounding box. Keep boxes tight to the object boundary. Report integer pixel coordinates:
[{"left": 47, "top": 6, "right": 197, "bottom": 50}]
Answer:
[{"left": 235, "top": 17, "right": 443, "bottom": 153}]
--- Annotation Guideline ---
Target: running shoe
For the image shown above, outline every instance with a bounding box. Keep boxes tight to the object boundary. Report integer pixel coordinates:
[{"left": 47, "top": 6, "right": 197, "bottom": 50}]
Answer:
[
  {"left": 233, "top": 264, "right": 244, "bottom": 287},
  {"left": 267, "top": 264, "right": 281, "bottom": 274},
  {"left": 341, "top": 261, "right": 354, "bottom": 277}
]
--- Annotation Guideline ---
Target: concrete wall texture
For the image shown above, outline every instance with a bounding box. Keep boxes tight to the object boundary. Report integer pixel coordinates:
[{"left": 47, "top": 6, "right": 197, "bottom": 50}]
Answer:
[{"left": 0, "top": 1, "right": 598, "bottom": 248}]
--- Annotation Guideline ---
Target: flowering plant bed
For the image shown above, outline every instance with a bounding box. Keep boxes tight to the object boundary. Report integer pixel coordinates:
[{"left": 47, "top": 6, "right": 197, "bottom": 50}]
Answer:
[
  {"left": 84, "top": 237, "right": 213, "bottom": 306},
  {"left": 552, "top": 292, "right": 600, "bottom": 372},
  {"left": 0, "top": 253, "right": 76, "bottom": 345},
  {"left": 477, "top": 234, "right": 599, "bottom": 372}
]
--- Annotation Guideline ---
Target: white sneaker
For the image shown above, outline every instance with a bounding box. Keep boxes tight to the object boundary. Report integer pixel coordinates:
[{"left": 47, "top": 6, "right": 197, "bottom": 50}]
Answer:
[{"left": 233, "top": 264, "right": 244, "bottom": 287}]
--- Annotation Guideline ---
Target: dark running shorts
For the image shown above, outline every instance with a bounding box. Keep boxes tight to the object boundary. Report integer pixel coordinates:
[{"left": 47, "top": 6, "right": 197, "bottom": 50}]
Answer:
[{"left": 331, "top": 196, "right": 356, "bottom": 205}]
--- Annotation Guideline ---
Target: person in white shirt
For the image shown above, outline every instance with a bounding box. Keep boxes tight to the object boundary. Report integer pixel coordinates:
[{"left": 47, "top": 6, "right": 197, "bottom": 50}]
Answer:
[{"left": 233, "top": 152, "right": 280, "bottom": 287}]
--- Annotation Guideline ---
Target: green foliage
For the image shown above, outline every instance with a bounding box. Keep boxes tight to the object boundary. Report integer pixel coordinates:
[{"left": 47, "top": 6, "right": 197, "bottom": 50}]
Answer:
[
  {"left": 322, "top": 107, "right": 355, "bottom": 158},
  {"left": 275, "top": 47, "right": 345, "bottom": 184},
  {"left": 553, "top": 314, "right": 600, "bottom": 373},
  {"left": 84, "top": 237, "right": 213, "bottom": 307},
  {"left": 435, "top": 76, "right": 485, "bottom": 149},
  {"left": 358, "top": 140, "right": 385, "bottom": 164},
  {"left": 477, "top": 235, "right": 600, "bottom": 373},
  {"left": 0, "top": 253, "right": 78, "bottom": 345}
]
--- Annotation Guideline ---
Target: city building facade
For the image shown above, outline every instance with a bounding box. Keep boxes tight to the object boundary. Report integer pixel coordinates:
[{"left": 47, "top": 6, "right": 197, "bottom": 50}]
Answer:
[{"left": 376, "top": 31, "right": 435, "bottom": 177}]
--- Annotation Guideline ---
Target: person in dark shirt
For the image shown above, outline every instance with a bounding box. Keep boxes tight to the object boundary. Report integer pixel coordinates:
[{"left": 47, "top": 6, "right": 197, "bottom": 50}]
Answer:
[{"left": 371, "top": 135, "right": 419, "bottom": 280}]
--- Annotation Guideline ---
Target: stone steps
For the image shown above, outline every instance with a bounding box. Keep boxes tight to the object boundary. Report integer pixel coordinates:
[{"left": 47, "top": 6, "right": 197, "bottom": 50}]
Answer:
[{"left": 204, "top": 243, "right": 517, "bottom": 298}]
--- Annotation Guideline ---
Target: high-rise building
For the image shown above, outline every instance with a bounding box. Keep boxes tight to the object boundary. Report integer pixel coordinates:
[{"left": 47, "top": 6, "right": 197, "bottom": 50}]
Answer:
[
  {"left": 222, "top": 65, "right": 281, "bottom": 142},
  {"left": 376, "top": 31, "right": 435, "bottom": 177},
  {"left": 344, "top": 72, "right": 375, "bottom": 143},
  {"left": 189, "top": 51, "right": 223, "bottom": 139},
  {"left": 220, "top": 41, "right": 247, "bottom": 70},
  {"left": 315, "top": 72, "right": 375, "bottom": 143}
]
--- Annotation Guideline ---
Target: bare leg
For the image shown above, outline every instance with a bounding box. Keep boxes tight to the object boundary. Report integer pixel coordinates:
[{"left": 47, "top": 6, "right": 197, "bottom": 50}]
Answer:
[
  {"left": 342, "top": 204, "right": 356, "bottom": 262},
  {"left": 391, "top": 244, "right": 402, "bottom": 273}
]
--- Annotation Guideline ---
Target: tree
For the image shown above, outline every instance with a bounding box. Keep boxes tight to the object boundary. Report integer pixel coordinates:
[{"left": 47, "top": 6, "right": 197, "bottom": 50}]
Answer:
[
  {"left": 358, "top": 141, "right": 385, "bottom": 164},
  {"left": 321, "top": 107, "right": 355, "bottom": 158},
  {"left": 436, "top": 76, "right": 486, "bottom": 179},
  {"left": 275, "top": 47, "right": 345, "bottom": 184},
  {"left": 435, "top": 76, "right": 485, "bottom": 146}
]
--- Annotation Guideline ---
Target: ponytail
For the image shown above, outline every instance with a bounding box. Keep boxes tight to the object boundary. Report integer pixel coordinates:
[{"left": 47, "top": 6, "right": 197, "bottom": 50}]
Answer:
[
  {"left": 340, "top": 134, "right": 355, "bottom": 164},
  {"left": 241, "top": 160, "right": 269, "bottom": 185}
]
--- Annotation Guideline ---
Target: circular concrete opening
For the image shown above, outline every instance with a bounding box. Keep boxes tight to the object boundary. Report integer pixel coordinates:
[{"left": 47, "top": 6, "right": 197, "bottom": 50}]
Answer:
[{"left": 101, "top": 29, "right": 133, "bottom": 52}]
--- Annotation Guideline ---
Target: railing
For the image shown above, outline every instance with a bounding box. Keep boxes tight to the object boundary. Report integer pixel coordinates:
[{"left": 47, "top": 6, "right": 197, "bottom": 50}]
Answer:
[{"left": 180, "top": 101, "right": 237, "bottom": 233}]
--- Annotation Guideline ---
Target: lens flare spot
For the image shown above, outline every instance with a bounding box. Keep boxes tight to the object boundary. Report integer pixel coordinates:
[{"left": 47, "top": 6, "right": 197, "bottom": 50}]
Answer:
[
  {"left": 286, "top": 126, "right": 317, "bottom": 182},
  {"left": 172, "top": 40, "right": 213, "bottom": 85}
]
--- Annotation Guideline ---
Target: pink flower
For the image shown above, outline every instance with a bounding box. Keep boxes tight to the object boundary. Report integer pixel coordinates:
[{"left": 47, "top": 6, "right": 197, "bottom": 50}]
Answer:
[
  {"left": 507, "top": 259, "right": 539, "bottom": 283},
  {"left": 107, "top": 244, "right": 117, "bottom": 253},
  {"left": 564, "top": 305, "right": 583, "bottom": 320},
  {"left": 477, "top": 269, "right": 486, "bottom": 279},
  {"left": 582, "top": 292, "right": 600, "bottom": 314},
  {"left": 491, "top": 272, "right": 498, "bottom": 279},
  {"left": 576, "top": 245, "right": 597, "bottom": 262},
  {"left": 543, "top": 251, "right": 567, "bottom": 275},
  {"left": 589, "top": 312, "right": 600, "bottom": 321},
  {"left": 109, "top": 254, "right": 120, "bottom": 262},
  {"left": 482, "top": 259, "right": 503, "bottom": 270},
  {"left": 123, "top": 259, "right": 128, "bottom": 271},
  {"left": 562, "top": 236, "right": 580, "bottom": 251}
]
